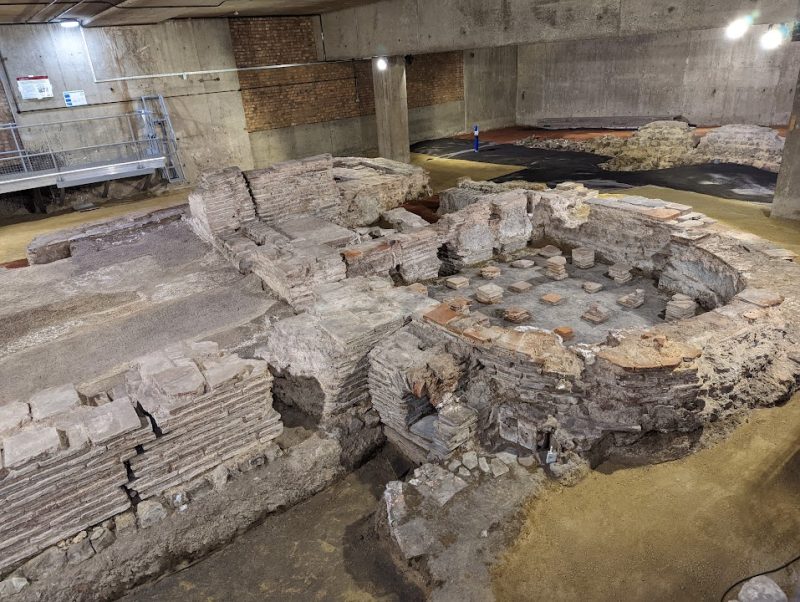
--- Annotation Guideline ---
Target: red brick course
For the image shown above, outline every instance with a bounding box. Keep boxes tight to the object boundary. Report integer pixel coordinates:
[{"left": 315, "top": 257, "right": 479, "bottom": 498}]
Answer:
[{"left": 230, "top": 18, "right": 464, "bottom": 133}]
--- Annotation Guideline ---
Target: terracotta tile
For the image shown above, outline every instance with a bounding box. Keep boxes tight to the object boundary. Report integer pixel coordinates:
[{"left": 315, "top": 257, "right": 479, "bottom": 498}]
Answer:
[{"left": 423, "top": 304, "right": 460, "bottom": 326}]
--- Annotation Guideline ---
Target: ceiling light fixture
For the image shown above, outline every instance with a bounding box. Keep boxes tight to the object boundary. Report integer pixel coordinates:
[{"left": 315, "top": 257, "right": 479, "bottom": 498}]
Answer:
[
  {"left": 376, "top": 57, "right": 388, "bottom": 71},
  {"left": 725, "top": 16, "right": 752, "bottom": 39},
  {"left": 760, "top": 25, "right": 787, "bottom": 50},
  {"left": 59, "top": 19, "right": 80, "bottom": 28}
]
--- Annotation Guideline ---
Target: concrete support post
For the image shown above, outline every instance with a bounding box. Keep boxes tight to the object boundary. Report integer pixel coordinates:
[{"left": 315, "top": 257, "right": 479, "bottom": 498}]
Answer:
[
  {"left": 772, "top": 69, "right": 800, "bottom": 221},
  {"left": 372, "top": 56, "right": 410, "bottom": 163}
]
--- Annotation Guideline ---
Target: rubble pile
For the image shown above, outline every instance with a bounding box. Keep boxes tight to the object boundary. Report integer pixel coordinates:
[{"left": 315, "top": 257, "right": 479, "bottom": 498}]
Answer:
[
  {"left": 187, "top": 167, "right": 255, "bottom": 242},
  {"left": 341, "top": 227, "right": 440, "bottom": 284},
  {"left": 333, "top": 157, "right": 432, "bottom": 227},
  {"left": 0, "top": 342, "right": 282, "bottom": 580},
  {"left": 436, "top": 190, "right": 532, "bottom": 274},
  {"left": 691, "top": 124, "right": 784, "bottom": 172},
  {"left": 7, "top": 151, "right": 800, "bottom": 600},
  {"left": 601, "top": 121, "right": 697, "bottom": 171},
  {"left": 437, "top": 178, "right": 547, "bottom": 215},
  {"left": 186, "top": 155, "right": 430, "bottom": 310},
  {"left": 517, "top": 121, "right": 785, "bottom": 172}
]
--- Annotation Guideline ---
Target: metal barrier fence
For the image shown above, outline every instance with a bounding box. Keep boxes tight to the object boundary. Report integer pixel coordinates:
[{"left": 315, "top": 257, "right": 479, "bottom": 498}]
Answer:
[{"left": 0, "top": 96, "right": 184, "bottom": 194}]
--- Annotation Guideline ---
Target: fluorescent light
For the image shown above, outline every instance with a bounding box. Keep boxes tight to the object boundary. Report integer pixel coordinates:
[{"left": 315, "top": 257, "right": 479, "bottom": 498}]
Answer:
[
  {"left": 59, "top": 19, "right": 80, "bottom": 28},
  {"left": 376, "top": 57, "right": 388, "bottom": 71},
  {"left": 760, "top": 26, "right": 786, "bottom": 50},
  {"left": 725, "top": 16, "right": 751, "bottom": 39}
]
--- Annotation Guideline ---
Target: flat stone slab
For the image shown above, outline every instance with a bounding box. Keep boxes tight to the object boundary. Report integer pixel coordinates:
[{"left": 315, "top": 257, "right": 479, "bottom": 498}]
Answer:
[
  {"left": 84, "top": 399, "right": 143, "bottom": 445},
  {"left": 536, "top": 245, "right": 562, "bottom": 258},
  {"left": 445, "top": 276, "right": 470, "bottom": 290},
  {"left": 554, "top": 326, "right": 574, "bottom": 340},
  {"left": 736, "top": 288, "right": 784, "bottom": 308},
  {"left": 409, "top": 463, "right": 468, "bottom": 507},
  {"left": 424, "top": 304, "right": 461, "bottom": 327},
  {"left": 510, "top": 259, "right": 535, "bottom": 269},
  {"left": 597, "top": 333, "right": 701, "bottom": 371},
  {"left": 2, "top": 426, "right": 62, "bottom": 469},
  {"left": 0, "top": 402, "right": 30, "bottom": 435},
  {"left": 540, "top": 293, "right": 565, "bottom": 306},
  {"left": 28, "top": 384, "right": 81, "bottom": 421},
  {"left": 480, "top": 266, "right": 501, "bottom": 279},
  {"left": 508, "top": 281, "right": 533, "bottom": 293},
  {"left": 762, "top": 248, "right": 797, "bottom": 261},
  {"left": 476, "top": 284, "right": 504, "bottom": 304}
]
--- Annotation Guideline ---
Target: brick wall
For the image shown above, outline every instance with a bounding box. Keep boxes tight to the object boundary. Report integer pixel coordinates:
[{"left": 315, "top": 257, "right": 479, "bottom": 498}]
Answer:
[
  {"left": 230, "top": 18, "right": 464, "bottom": 133},
  {"left": 407, "top": 52, "right": 464, "bottom": 110},
  {"left": 229, "top": 17, "right": 317, "bottom": 67}
]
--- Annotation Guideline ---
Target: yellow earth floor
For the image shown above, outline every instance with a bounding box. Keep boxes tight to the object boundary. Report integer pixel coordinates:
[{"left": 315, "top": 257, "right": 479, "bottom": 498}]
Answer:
[
  {"left": 493, "top": 395, "right": 800, "bottom": 602},
  {"left": 410, "top": 153, "right": 524, "bottom": 192}
]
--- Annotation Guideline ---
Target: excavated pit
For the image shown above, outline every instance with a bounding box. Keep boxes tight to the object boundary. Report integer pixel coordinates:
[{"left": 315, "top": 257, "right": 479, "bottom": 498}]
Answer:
[{"left": 1, "top": 153, "right": 798, "bottom": 602}]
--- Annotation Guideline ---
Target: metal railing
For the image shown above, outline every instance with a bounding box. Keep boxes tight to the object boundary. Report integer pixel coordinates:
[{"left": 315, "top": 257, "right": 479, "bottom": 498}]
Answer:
[{"left": 0, "top": 98, "right": 184, "bottom": 194}]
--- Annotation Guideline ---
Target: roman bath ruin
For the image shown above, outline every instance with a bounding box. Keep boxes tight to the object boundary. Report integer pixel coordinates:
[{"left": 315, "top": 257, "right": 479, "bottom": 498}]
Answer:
[{"left": 1, "top": 2, "right": 800, "bottom": 601}]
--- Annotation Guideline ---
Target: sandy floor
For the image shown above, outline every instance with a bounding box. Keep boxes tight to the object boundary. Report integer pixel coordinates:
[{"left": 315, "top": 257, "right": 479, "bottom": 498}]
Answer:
[
  {"left": 493, "top": 393, "right": 800, "bottom": 602},
  {"left": 410, "top": 152, "right": 523, "bottom": 192},
  {"left": 123, "top": 448, "right": 423, "bottom": 602},
  {"left": 0, "top": 189, "right": 189, "bottom": 264}
]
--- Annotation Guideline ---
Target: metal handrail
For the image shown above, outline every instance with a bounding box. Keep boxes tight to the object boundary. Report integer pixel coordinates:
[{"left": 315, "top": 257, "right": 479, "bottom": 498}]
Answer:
[
  {"left": 0, "top": 138, "right": 168, "bottom": 159},
  {"left": 0, "top": 95, "right": 184, "bottom": 192},
  {"left": 0, "top": 111, "right": 157, "bottom": 130}
]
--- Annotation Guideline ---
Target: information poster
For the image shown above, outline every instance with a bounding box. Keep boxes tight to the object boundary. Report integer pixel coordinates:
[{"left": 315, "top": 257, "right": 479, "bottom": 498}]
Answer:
[
  {"left": 16, "top": 76, "right": 53, "bottom": 100},
  {"left": 63, "top": 90, "right": 88, "bottom": 107}
]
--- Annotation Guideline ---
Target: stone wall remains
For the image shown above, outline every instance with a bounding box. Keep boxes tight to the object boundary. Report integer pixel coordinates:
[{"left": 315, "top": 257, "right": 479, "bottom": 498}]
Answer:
[
  {"left": 517, "top": 121, "right": 786, "bottom": 173},
  {"left": 0, "top": 342, "right": 283, "bottom": 583}
]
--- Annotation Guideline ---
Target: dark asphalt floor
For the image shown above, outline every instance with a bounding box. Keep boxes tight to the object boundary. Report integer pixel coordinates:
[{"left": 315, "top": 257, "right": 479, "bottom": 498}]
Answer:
[{"left": 411, "top": 139, "right": 777, "bottom": 203}]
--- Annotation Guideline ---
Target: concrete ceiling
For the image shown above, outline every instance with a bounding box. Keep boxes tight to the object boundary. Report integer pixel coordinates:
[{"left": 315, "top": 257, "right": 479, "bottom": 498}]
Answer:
[{"left": 0, "top": 0, "right": 377, "bottom": 26}]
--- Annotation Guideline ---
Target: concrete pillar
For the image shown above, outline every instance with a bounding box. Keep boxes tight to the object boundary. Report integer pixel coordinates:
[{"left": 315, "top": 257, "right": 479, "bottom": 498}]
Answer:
[
  {"left": 372, "top": 56, "right": 410, "bottom": 163},
  {"left": 772, "top": 69, "right": 800, "bottom": 221}
]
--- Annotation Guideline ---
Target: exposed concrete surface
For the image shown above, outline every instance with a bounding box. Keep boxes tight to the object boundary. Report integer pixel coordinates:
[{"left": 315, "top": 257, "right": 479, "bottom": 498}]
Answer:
[
  {"left": 516, "top": 27, "right": 800, "bottom": 128},
  {"left": 493, "top": 392, "right": 800, "bottom": 602},
  {"left": 464, "top": 47, "right": 518, "bottom": 132},
  {"left": 320, "top": 0, "right": 800, "bottom": 59},
  {"left": 0, "top": 22, "right": 254, "bottom": 183},
  {"left": 772, "top": 68, "right": 800, "bottom": 221},
  {"left": 373, "top": 56, "right": 411, "bottom": 163},
  {"left": 121, "top": 448, "right": 424, "bottom": 602}
]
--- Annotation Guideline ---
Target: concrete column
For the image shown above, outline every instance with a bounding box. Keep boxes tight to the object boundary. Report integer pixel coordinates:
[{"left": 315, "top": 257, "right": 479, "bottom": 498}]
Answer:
[
  {"left": 372, "top": 56, "right": 410, "bottom": 163},
  {"left": 772, "top": 69, "right": 800, "bottom": 221}
]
